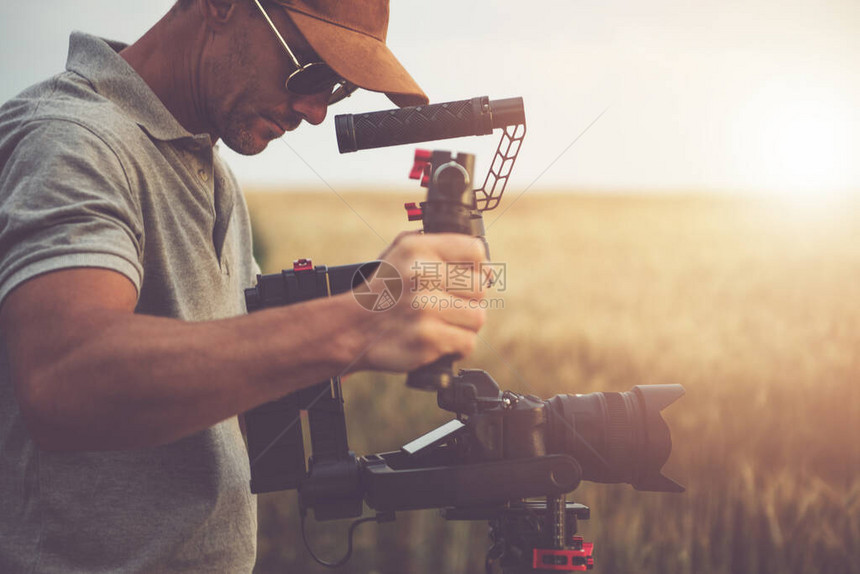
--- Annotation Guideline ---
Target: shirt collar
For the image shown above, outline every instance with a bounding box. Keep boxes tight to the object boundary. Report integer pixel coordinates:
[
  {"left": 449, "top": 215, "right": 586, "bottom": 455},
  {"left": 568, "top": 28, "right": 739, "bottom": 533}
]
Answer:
[{"left": 65, "top": 31, "right": 212, "bottom": 147}]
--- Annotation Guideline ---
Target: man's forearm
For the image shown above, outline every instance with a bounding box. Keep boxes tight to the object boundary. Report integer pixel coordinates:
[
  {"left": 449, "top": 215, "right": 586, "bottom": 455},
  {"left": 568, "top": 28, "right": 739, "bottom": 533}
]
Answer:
[
  {"left": 18, "top": 293, "right": 370, "bottom": 451},
  {"left": 4, "top": 234, "right": 486, "bottom": 452}
]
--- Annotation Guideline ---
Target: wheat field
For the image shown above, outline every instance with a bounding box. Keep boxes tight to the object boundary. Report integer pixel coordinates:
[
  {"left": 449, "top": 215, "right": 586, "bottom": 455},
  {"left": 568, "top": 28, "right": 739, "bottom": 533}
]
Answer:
[{"left": 245, "top": 190, "right": 860, "bottom": 574}]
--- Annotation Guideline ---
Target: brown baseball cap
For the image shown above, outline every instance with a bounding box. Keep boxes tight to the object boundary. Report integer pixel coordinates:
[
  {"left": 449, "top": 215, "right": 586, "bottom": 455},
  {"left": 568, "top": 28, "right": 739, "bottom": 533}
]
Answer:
[{"left": 270, "top": 0, "right": 429, "bottom": 108}]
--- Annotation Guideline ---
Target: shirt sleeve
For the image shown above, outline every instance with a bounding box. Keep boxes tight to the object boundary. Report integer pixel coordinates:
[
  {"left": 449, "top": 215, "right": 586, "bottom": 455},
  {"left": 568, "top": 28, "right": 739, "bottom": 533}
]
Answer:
[{"left": 0, "top": 118, "right": 145, "bottom": 307}]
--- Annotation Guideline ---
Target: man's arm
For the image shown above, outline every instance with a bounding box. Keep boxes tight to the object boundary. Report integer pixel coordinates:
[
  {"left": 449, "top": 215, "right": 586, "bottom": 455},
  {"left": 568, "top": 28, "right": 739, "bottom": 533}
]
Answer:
[{"left": 0, "top": 233, "right": 486, "bottom": 452}]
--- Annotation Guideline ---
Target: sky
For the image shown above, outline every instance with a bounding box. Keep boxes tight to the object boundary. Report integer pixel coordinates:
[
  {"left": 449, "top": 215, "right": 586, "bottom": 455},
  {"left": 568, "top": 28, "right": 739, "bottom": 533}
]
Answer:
[{"left": 1, "top": 0, "right": 858, "bottom": 198}]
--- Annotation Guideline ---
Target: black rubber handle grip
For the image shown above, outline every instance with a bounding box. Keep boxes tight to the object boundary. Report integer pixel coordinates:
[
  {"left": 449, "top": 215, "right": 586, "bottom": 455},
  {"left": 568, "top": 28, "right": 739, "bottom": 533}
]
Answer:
[{"left": 335, "top": 96, "right": 524, "bottom": 153}]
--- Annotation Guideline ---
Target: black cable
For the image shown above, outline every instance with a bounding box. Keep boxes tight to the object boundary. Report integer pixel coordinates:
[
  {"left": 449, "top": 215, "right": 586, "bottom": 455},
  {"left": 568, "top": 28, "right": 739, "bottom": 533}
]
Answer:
[{"left": 300, "top": 511, "right": 383, "bottom": 568}]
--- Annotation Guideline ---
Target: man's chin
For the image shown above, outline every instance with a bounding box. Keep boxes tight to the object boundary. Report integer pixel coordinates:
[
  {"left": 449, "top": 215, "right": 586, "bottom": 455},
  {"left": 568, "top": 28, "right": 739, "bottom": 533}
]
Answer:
[
  {"left": 222, "top": 116, "right": 288, "bottom": 155},
  {"left": 222, "top": 129, "right": 272, "bottom": 156},
  {"left": 228, "top": 140, "right": 270, "bottom": 156}
]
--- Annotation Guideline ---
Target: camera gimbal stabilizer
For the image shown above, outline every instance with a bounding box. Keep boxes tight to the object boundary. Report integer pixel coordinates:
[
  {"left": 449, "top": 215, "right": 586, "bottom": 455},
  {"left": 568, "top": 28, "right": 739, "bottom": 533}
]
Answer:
[{"left": 243, "top": 97, "right": 685, "bottom": 572}]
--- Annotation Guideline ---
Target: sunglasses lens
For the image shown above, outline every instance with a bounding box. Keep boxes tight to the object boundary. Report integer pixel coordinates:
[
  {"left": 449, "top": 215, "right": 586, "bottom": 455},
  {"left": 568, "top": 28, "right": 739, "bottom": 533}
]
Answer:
[
  {"left": 328, "top": 82, "right": 358, "bottom": 106},
  {"left": 286, "top": 62, "right": 342, "bottom": 96}
]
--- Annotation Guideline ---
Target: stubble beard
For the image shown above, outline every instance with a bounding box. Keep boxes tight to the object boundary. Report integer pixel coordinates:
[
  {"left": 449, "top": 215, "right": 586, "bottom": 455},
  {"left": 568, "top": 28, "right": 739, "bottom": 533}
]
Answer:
[{"left": 222, "top": 112, "right": 267, "bottom": 156}]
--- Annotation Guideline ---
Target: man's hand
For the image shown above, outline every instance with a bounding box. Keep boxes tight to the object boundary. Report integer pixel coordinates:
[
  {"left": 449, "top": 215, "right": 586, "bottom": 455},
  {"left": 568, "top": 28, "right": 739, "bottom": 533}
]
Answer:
[{"left": 349, "top": 232, "right": 488, "bottom": 373}]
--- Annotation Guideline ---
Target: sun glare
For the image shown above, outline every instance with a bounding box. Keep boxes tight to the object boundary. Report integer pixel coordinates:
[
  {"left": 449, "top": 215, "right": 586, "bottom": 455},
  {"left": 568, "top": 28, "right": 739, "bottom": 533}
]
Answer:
[{"left": 735, "top": 79, "right": 856, "bottom": 205}]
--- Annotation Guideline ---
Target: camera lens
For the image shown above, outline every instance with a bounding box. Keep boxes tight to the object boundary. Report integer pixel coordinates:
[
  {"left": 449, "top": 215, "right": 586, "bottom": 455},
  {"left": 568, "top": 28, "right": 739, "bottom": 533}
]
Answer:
[{"left": 544, "top": 385, "right": 684, "bottom": 492}]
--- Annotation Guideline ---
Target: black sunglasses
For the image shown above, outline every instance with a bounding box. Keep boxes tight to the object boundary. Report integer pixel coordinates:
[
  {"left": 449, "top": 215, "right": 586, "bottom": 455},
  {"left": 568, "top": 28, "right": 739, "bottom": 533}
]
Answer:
[{"left": 251, "top": 0, "right": 357, "bottom": 105}]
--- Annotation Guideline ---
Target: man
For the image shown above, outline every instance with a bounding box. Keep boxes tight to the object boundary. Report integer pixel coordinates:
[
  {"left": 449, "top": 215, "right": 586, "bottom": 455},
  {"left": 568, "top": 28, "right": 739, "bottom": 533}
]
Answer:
[{"left": 0, "top": 0, "right": 486, "bottom": 572}]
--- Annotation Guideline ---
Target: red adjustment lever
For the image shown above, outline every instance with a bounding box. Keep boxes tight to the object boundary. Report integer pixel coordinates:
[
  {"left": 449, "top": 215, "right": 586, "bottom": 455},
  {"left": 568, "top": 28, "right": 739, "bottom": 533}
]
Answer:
[
  {"left": 293, "top": 258, "right": 313, "bottom": 271},
  {"left": 404, "top": 202, "right": 424, "bottom": 222},
  {"left": 409, "top": 148, "right": 432, "bottom": 187}
]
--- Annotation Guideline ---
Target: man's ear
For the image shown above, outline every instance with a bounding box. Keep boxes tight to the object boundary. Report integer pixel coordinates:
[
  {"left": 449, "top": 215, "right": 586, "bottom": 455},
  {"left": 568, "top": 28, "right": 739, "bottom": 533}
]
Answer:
[{"left": 201, "top": 0, "right": 239, "bottom": 27}]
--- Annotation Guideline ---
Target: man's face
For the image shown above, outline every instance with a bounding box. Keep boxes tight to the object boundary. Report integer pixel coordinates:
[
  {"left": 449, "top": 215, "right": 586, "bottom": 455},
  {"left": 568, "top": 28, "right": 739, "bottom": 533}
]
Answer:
[{"left": 205, "top": 2, "right": 331, "bottom": 155}]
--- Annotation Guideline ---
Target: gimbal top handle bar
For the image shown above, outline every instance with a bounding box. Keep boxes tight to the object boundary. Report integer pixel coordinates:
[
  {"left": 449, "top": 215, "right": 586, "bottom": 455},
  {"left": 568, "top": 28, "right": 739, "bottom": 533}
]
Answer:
[
  {"left": 335, "top": 96, "right": 524, "bottom": 153},
  {"left": 335, "top": 96, "right": 526, "bottom": 212}
]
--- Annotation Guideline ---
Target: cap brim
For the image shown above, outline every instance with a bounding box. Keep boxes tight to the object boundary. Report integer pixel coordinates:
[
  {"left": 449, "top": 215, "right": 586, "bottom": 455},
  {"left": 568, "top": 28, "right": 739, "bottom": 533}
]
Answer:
[{"left": 286, "top": 9, "right": 429, "bottom": 108}]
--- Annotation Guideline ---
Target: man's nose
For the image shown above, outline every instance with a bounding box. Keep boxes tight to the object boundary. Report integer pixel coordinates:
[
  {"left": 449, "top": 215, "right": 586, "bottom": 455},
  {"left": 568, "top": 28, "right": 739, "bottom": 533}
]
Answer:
[{"left": 292, "top": 92, "right": 328, "bottom": 126}]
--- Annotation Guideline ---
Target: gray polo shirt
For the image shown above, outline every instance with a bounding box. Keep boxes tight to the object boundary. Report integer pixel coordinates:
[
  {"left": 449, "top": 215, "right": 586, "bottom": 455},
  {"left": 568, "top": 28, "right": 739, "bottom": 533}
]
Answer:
[{"left": 0, "top": 33, "right": 258, "bottom": 573}]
